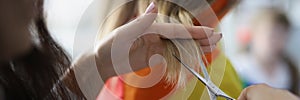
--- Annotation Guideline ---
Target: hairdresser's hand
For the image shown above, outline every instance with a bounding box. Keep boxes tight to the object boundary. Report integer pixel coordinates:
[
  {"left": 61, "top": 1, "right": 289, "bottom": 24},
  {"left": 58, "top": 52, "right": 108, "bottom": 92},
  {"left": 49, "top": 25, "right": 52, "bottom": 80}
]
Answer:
[
  {"left": 95, "top": 2, "right": 221, "bottom": 81},
  {"left": 238, "top": 84, "right": 299, "bottom": 100},
  {"left": 71, "top": 3, "right": 222, "bottom": 98},
  {"left": 96, "top": 2, "right": 221, "bottom": 79}
]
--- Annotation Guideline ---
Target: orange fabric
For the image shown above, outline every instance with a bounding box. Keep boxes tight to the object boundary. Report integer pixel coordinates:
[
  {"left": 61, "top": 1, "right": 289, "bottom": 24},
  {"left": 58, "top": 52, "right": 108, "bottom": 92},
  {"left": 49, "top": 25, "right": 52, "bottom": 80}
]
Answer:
[
  {"left": 211, "top": 0, "right": 232, "bottom": 20},
  {"left": 97, "top": 77, "right": 124, "bottom": 100},
  {"left": 193, "top": 0, "right": 236, "bottom": 27},
  {"left": 203, "top": 49, "right": 220, "bottom": 66},
  {"left": 123, "top": 49, "right": 219, "bottom": 100},
  {"left": 123, "top": 67, "right": 175, "bottom": 100}
]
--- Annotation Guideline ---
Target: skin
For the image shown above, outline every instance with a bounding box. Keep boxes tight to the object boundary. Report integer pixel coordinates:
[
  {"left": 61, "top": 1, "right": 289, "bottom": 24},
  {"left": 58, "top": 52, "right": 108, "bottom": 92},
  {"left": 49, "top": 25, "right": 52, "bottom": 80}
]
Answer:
[
  {"left": 238, "top": 84, "right": 299, "bottom": 100},
  {"left": 252, "top": 20, "right": 289, "bottom": 73}
]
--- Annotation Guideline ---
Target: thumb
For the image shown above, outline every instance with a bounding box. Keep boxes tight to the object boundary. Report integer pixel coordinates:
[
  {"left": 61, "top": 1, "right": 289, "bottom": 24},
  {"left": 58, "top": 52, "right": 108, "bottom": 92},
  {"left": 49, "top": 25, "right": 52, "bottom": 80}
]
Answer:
[{"left": 116, "top": 2, "right": 157, "bottom": 39}]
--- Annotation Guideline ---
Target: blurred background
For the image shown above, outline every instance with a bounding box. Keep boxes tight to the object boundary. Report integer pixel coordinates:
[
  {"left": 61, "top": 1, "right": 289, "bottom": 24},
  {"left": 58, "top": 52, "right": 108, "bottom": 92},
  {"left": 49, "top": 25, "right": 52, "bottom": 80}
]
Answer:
[
  {"left": 220, "top": 0, "right": 300, "bottom": 73},
  {"left": 45, "top": 0, "right": 300, "bottom": 93},
  {"left": 219, "top": 0, "right": 300, "bottom": 93}
]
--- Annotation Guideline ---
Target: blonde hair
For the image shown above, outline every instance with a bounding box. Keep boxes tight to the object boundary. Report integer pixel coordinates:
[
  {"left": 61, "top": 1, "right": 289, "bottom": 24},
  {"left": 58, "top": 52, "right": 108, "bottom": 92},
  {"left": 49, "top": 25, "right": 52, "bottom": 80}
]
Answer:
[{"left": 99, "top": 0, "right": 213, "bottom": 86}]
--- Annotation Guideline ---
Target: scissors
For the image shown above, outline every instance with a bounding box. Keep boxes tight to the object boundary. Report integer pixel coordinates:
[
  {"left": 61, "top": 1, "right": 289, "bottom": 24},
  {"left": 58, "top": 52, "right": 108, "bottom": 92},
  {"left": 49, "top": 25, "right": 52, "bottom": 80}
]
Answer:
[{"left": 173, "top": 54, "right": 235, "bottom": 100}]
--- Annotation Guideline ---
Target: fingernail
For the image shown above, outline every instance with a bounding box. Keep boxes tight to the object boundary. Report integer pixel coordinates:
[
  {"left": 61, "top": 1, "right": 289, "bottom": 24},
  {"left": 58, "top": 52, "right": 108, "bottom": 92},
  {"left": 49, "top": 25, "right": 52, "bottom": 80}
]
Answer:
[{"left": 145, "top": 2, "right": 155, "bottom": 14}]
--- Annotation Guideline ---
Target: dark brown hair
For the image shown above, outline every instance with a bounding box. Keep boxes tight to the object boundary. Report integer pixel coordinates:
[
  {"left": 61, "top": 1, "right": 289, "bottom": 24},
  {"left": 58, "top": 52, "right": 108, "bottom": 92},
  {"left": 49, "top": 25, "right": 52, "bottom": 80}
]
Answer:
[{"left": 0, "top": 0, "right": 85, "bottom": 99}]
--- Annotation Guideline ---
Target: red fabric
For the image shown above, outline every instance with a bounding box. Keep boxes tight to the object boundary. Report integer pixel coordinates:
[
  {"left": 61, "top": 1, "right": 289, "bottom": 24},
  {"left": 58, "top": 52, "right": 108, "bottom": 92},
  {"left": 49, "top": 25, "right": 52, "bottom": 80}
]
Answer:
[{"left": 96, "top": 76, "right": 124, "bottom": 100}]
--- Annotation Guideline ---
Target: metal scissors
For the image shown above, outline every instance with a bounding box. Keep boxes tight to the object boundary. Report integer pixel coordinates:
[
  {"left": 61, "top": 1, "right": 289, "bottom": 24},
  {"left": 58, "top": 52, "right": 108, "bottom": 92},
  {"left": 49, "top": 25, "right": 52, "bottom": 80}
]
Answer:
[{"left": 173, "top": 54, "right": 235, "bottom": 100}]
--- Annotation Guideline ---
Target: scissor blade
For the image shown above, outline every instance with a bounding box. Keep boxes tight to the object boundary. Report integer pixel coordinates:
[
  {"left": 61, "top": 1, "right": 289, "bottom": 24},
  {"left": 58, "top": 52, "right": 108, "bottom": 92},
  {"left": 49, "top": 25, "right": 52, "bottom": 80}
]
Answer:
[
  {"left": 207, "top": 80, "right": 235, "bottom": 100},
  {"left": 196, "top": 47, "right": 235, "bottom": 100},
  {"left": 197, "top": 55, "right": 211, "bottom": 80},
  {"left": 173, "top": 55, "right": 235, "bottom": 100},
  {"left": 196, "top": 47, "right": 217, "bottom": 100},
  {"left": 208, "top": 91, "right": 217, "bottom": 100},
  {"left": 173, "top": 55, "right": 209, "bottom": 86},
  {"left": 173, "top": 55, "right": 217, "bottom": 100}
]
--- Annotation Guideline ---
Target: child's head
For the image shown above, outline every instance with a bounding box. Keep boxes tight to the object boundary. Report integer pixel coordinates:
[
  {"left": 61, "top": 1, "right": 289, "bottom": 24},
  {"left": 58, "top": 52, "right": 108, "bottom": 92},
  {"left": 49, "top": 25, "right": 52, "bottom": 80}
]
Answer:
[{"left": 250, "top": 8, "right": 291, "bottom": 61}]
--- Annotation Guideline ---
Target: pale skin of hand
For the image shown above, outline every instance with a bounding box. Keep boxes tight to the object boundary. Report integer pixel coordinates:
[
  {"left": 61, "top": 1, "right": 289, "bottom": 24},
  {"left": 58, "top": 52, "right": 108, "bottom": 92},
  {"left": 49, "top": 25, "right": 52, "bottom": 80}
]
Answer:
[
  {"left": 71, "top": 3, "right": 222, "bottom": 98},
  {"left": 238, "top": 84, "right": 299, "bottom": 100}
]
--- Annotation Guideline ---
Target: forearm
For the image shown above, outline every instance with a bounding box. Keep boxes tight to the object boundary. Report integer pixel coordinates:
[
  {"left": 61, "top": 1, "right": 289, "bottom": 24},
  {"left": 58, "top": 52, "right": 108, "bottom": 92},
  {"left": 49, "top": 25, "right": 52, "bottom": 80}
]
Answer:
[
  {"left": 95, "top": 35, "right": 151, "bottom": 80},
  {"left": 95, "top": 38, "right": 117, "bottom": 82}
]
